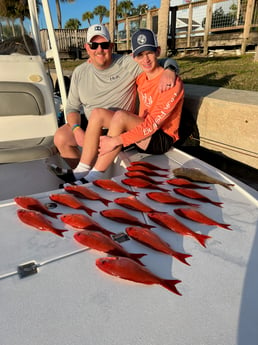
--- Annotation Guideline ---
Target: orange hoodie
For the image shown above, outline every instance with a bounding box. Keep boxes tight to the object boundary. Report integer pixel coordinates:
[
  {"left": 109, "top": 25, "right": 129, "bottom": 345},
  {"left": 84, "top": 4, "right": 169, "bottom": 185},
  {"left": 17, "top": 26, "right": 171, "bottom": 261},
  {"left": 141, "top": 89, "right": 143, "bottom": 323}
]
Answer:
[{"left": 120, "top": 72, "right": 184, "bottom": 148}]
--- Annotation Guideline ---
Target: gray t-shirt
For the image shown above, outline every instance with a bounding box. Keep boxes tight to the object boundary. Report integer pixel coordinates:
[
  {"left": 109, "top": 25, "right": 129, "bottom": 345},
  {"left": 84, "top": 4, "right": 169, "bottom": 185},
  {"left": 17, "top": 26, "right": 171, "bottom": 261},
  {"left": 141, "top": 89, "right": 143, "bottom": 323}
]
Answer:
[{"left": 66, "top": 54, "right": 141, "bottom": 119}]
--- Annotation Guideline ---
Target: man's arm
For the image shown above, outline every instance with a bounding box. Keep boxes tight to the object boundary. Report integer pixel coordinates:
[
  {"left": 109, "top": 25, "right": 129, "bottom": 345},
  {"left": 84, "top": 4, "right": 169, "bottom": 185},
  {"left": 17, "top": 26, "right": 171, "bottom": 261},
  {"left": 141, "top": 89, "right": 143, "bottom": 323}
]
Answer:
[{"left": 159, "top": 58, "right": 179, "bottom": 74}]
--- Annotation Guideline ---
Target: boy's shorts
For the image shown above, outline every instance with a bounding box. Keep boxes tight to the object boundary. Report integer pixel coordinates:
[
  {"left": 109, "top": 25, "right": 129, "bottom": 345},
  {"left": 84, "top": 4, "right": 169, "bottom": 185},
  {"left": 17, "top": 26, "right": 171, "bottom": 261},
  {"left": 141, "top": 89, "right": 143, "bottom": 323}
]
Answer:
[{"left": 136, "top": 129, "right": 174, "bottom": 155}]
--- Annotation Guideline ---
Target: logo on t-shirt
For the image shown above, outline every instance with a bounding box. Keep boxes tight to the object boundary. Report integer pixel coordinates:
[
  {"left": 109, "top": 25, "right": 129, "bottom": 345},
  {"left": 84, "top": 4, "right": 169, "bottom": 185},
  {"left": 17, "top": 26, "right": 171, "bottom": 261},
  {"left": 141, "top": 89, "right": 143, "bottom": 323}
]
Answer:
[{"left": 110, "top": 75, "right": 120, "bottom": 81}]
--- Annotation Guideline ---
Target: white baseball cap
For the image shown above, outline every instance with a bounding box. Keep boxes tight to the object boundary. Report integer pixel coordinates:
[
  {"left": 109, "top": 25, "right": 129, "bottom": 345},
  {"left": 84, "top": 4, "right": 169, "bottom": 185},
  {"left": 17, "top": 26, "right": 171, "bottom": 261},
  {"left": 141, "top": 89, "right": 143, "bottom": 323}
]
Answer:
[{"left": 87, "top": 24, "right": 111, "bottom": 42}]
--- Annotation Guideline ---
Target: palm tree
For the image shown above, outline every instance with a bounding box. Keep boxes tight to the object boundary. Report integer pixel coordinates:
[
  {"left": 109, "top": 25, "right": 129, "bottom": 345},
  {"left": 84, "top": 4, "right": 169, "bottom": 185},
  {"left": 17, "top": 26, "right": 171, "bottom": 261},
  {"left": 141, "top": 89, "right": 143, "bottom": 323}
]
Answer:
[
  {"left": 0, "top": 0, "right": 39, "bottom": 36},
  {"left": 55, "top": 0, "right": 76, "bottom": 29},
  {"left": 82, "top": 11, "right": 94, "bottom": 27},
  {"left": 64, "top": 18, "right": 81, "bottom": 29},
  {"left": 117, "top": 0, "right": 133, "bottom": 19},
  {"left": 93, "top": 5, "right": 109, "bottom": 24}
]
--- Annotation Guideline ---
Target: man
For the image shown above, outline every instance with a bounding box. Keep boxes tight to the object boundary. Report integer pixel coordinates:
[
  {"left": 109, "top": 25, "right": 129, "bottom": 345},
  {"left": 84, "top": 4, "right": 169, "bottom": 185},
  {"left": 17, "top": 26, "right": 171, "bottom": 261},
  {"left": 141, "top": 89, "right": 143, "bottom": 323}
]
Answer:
[
  {"left": 51, "top": 24, "right": 178, "bottom": 172},
  {"left": 58, "top": 28, "right": 184, "bottom": 186}
]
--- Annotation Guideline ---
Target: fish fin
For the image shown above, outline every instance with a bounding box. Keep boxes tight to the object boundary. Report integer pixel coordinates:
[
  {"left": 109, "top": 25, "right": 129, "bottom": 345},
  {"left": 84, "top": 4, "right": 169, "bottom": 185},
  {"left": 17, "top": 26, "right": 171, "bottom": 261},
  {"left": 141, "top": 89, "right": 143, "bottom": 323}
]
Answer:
[
  {"left": 173, "top": 253, "right": 192, "bottom": 266},
  {"left": 195, "top": 233, "right": 211, "bottom": 247},
  {"left": 161, "top": 279, "right": 182, "bottom": 296},
  {"left": 52, "top": 229, "right": 68, "bottom": 237}
]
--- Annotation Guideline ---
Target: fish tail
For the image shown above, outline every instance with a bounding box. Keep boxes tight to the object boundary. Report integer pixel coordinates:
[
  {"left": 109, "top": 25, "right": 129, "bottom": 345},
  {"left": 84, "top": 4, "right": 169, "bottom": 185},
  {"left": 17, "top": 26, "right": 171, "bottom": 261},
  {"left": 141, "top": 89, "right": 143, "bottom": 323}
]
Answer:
[
  {"left": 83, "top": 207, "right": 96, "bottom": 216},
  {"left": 173, "top": 252, "right": 192, "bottom": 266},
  {"left": 194, "top": 233, "right": 212, "bottom": 247},
  {"left": 129, "top": 253, "right": 146, "bottom": 265},
  {"left": 49, "top": 212, "right": 62, "bottom": 219},
  {"left": 144, "top": 224, "right": 156, "bottom": 229},
  {"left": 103, "top": 229, "right": 116, "bottom": 236},
  {"left": 221, "top": 183, "right": 234, "bottom": 190},
  {"left": 161, "top": 279, "right": 182, "bottom": 296},
  {"left": 212, "top": 201, "right": 224, "bottom": 207},
  {"left": 129, "top": 191, "right": 139, "bottom": 196},
  {"left": 101, "top": 198, "right": 112, "bottom": 206},
  {"left": 220, "top": 223, "right": 232, "bottom": 230},
  {"left": 52, "top": 229, "right": 68, "bottom": 237}
]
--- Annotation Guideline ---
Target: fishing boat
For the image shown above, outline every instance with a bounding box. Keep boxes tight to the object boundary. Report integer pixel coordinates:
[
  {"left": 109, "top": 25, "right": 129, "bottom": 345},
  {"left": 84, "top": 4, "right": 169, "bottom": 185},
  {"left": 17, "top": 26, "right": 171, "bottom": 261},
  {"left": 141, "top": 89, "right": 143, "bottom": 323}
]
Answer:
[{"left": 0, "top": 1, "right": 258, "bottom": 345}]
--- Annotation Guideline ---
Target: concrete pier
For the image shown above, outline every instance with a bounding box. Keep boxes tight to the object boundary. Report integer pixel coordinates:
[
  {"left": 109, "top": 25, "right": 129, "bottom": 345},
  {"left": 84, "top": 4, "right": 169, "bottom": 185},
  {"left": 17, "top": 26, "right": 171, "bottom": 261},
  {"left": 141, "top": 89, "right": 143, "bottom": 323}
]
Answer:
[{"left": 183, "top": 84, "right": 258, "bottom": 169}]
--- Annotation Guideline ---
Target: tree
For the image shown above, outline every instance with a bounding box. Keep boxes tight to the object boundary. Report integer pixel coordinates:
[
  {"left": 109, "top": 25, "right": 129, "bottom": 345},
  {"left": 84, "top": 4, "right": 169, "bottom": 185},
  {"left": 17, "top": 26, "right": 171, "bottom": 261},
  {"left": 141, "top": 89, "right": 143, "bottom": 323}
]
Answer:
[
  {"left": 55, "top": 0, "right": 76, "bottom": 29},
  {"left": 93, "top": 5, "right": 109, "bottom": 24},
  {"left": 82, "top": 11, "right": 94, "bottom": 27},
  {"left": 0, "top": 0, "right": 40, "bottom": 36},
  {"left": 202, "top": 7, "right": 235, "bottom": 29},
  {"left": 64, "top": 18, "right": 81, "bottom": 29},
  {"left": 117, "top": 0, "right": 133, "bottom": 18}
]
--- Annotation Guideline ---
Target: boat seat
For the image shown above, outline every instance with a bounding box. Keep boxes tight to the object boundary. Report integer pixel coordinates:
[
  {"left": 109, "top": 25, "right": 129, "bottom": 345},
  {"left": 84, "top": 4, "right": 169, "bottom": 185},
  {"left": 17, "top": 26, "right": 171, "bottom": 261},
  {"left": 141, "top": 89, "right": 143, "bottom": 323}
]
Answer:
[
  {"left": 0, "top": 81, "right": 58, "bottom": 163},
  {"left": 0, "top": 81, "right": 45, "bottom": 116},
  {"left": 0, "top": 137, "right": 57, "bottom": 163}
]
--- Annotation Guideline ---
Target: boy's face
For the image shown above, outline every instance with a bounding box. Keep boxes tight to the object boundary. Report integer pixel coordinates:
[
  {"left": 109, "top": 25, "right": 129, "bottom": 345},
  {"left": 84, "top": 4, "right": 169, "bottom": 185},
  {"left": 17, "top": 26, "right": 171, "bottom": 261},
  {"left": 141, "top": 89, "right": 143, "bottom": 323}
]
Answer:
[
  {"left": 85, "top": 36, "right": 113, "bottom": 70},
  {"left": 134, "top": 49, "right": 160, "bottom": 73}
]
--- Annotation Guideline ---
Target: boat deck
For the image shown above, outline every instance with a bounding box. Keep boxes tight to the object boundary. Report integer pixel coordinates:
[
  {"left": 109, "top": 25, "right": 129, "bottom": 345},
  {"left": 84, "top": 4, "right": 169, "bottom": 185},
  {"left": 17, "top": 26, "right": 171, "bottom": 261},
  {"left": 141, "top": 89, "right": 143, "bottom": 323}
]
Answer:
[{"left": 0, "top": 149, "right": 258, "bottom": 345}]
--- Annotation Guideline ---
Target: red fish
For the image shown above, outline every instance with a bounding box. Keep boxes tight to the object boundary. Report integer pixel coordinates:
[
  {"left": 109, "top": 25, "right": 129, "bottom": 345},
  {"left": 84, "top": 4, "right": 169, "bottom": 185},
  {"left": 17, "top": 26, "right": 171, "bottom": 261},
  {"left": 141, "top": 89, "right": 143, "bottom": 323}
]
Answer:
[
  {"left": 74, "top": 230, "right": 145, "bottom": 265},
  {"left": 122, "top": 178, "right": 169, "bottom": 192},
  {"left": 125, "top": 227, "right": 192, "bottom": 266},
  {"left": 146, "top": 192, "right": 200, "bottom": 207},
  {"left": 17, "top": 209, "right": 67, "bottom": 237},
  {"left": 174, "top": 188, "right": 223, "bottom": 207},
  {"left": 147, "top": 212, "right": 211, "bottom": 247},
  {"left": 64, "top": 185, "right": 111, "bottom": 206},
  {"left": 174, "top": 208, "right": 232, "bottom": 230},
  {"left": 93, "top": 179, "right": 138, "bottom": 196},
  {"left": 96, "top": 256, "right": 182, "bottom": 295},
  {"left": 130, "top": 161, "right": 169, "bottom": 171},
  {"left": 125, "top": 171, "right": 164, "bottom": 184},
  {"left": 114, "top": 196, "right": 158, "bottom": 213},
  {"left": 100, "top": 208, "right": 155, "bottom": 229},
  {"left": 60, "top": 213, "right": 115, "bottom": 236},
  {"left": 14, "top": 196, "right": 61, "bottom": 218},
  {"left": 127, "top": 165, "right": 168, "bottom": 177},
  {"left": 166, "top": 178, "right": 211, "bottom": 189},
  {"left": 49, "top": 193, "right": 96, "bottom": 216}
]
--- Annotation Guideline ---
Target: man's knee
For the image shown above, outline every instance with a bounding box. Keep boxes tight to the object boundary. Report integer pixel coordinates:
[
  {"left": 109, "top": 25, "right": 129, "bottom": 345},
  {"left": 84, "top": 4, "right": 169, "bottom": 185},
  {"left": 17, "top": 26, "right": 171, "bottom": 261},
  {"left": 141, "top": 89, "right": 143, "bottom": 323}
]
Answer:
[{"left": 54, "top": 124, "right": 71, "bottom": 147}]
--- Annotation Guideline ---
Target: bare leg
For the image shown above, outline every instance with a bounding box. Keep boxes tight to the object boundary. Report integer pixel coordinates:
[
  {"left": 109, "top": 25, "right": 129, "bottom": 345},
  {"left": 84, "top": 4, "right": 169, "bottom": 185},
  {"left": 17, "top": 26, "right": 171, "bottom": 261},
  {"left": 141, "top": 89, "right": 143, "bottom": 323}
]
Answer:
[
  {"left": 79, "top": 108, "right": 115, "bottom": 166},
  {"left": 54, "top": 124, "right": 81, "bottom": 168},
  {"left": 93, "top": 110, "right": 143, "bottom": 172}
]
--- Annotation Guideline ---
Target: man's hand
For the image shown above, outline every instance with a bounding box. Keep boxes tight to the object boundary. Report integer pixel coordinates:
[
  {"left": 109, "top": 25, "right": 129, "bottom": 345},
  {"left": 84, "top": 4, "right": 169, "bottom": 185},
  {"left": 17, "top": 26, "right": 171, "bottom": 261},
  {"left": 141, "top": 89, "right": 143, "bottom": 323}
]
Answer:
[
  {"left": 159, "top": 69, "right": 176, "bottom": 93},
  {"left": 98, "top": 135, "right": 122, "bottom": 156}
]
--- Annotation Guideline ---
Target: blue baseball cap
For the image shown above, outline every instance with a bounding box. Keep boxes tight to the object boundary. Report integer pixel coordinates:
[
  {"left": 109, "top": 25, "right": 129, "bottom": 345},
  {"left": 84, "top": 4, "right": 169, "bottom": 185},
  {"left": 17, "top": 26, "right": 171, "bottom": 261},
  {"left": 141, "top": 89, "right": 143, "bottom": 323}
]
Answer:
[{"left": 131, "top": 29, "right": 158, "bottom": 57}]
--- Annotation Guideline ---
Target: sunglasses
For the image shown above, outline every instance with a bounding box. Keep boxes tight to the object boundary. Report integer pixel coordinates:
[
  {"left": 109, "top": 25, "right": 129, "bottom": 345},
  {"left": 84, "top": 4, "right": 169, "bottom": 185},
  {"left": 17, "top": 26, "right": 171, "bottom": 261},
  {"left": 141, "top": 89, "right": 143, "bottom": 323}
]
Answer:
[{"left": 88, "top": 41, "right": 111, "bottom": 50}]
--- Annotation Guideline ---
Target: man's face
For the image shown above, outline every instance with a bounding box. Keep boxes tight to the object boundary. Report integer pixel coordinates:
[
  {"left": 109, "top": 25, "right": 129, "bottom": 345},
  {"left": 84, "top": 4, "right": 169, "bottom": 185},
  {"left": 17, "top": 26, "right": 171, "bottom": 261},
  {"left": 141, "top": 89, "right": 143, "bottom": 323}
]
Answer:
[{"left": 85, "top": 36, "right": 113, "bottom": 70}]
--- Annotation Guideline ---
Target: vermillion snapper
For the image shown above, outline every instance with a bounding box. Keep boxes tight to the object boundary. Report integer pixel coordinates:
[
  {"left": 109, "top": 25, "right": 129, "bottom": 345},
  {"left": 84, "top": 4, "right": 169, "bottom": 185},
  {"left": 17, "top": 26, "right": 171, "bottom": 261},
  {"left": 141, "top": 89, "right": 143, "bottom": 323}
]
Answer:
[
  {"left": 96, "top": 256, "right": 182, "bottom": 295},
  {"left": 17, "top": 209, "right": 67, "bottom": 237},
  {"left": 14, "top": 196, "right": 61, "bottom": 218},
  {"left": 74, "top": 230, "right": 146, "bottom": 265}
]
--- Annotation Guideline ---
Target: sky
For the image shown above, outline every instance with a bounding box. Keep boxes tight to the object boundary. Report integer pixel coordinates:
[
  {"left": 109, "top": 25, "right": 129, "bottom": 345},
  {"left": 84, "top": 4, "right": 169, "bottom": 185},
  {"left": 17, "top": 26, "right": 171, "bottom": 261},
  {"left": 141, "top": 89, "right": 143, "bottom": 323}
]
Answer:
[{"left": 40, "top": 0, "right": 161, "bottom": 29}]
